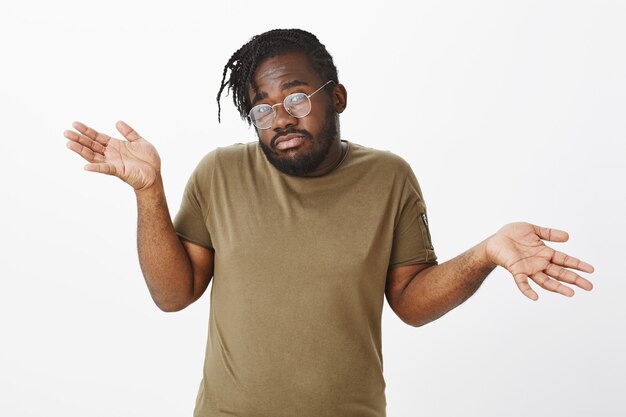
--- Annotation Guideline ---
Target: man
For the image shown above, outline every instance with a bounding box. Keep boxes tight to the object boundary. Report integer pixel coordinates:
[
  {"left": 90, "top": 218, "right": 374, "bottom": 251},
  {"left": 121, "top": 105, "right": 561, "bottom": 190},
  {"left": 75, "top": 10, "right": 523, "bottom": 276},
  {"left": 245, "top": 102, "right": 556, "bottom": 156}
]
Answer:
[{"left": 63, "top": 28, "right": 594, "bottom": 417}]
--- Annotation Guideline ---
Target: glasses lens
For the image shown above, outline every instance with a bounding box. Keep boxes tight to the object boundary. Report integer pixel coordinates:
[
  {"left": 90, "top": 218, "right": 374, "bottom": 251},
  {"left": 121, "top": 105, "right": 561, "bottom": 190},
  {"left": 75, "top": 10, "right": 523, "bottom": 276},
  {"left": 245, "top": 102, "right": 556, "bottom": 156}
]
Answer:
[
  {"left": 285, "top": 93, "right": 310, "bottom": 118},
  {"left": 250, "top": 105, "right": 274, "bottom": 129}
]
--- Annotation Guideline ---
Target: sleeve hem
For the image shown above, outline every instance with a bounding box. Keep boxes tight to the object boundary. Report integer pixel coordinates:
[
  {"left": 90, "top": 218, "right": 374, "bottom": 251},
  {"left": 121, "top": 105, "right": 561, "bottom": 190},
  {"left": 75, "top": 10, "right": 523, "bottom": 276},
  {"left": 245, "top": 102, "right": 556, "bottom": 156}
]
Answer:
[
  {"left": 176, "top": 232, "right": 214, "bottom": 251},
  {"left": 389, "top": 257, "right": 438, "bottom": 269}
]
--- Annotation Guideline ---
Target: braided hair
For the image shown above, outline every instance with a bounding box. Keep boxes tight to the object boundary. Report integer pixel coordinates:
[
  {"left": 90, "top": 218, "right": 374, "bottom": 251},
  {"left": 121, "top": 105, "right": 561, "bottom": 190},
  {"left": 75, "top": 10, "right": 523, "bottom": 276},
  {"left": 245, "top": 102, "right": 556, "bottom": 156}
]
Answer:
[{"left": 217, "top": 28, "right": 339, "bottom": 125}]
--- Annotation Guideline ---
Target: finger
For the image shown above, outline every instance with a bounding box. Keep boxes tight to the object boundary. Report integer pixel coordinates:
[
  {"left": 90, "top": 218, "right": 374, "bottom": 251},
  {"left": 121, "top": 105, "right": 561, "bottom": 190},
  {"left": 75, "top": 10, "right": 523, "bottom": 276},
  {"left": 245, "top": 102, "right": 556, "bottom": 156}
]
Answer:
[
  {"left": 513, "top": 272, "right": 539, "bottom": 301},
  {"left": 66, "top": 140, "right": 106, "bottom": 163},
  {"left": 84, "top": 162, "right": 116, "bottom": 175},
  {"left": 64, "top": 129, "right": 107, "bottom": 156},
  {"left": 531, "top": 271, "right": 575, "bottom": 297},
  {"left": 532, "top": 224, "right": 569, "bottom": 242},
  {"left": 545, "top": 263, "right": 593, "bottom": 291},
  {"left": 71, "top": 121, "right": 111, "bottom": 146},
  {"left": 551, "top": 250, "right": 595, "bottom": 273},
  {"left": 115, "top": 120, "right": 143, "bottom": 142}
]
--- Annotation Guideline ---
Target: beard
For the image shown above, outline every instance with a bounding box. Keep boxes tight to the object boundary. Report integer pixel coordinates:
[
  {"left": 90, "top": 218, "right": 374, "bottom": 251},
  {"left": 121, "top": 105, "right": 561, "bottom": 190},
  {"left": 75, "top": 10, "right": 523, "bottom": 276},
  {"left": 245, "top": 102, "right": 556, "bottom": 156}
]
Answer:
[{"left": 258, "top": 105, "right": 338, "bottom": 177}]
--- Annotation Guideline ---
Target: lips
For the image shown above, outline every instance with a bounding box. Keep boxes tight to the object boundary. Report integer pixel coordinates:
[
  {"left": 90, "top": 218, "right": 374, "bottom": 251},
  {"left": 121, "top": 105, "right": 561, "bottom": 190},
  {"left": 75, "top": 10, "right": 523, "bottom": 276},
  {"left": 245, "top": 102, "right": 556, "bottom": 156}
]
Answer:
[
  {"left": 274, "top": 134, "right": 307, "bottom": 151},
  {"left": 276, "top": 136, "right": 306, "bottom": 150},
  {"left": 275, "top": 133, "right": 306, "bottom": 146}
]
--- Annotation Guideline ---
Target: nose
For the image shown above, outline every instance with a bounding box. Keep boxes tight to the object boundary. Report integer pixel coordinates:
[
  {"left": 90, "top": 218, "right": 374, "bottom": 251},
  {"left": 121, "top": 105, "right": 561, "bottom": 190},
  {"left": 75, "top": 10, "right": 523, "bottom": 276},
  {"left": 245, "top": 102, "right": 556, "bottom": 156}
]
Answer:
[{"left": 272, "top": 104, "right": 298, "bottom": 132}]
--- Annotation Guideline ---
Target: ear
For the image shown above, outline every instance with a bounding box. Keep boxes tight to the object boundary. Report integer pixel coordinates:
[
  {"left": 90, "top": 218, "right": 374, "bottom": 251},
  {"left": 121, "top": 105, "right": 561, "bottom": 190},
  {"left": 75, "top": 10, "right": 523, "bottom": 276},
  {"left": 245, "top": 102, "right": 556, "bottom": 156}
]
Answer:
[{"left": 332, "top": 83, "right": 348, "bottom": 114}]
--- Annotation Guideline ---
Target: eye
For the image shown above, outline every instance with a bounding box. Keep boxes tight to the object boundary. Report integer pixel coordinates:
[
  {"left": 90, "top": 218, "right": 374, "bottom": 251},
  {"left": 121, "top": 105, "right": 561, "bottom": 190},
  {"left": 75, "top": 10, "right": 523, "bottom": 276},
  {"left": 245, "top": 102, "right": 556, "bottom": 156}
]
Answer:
[
  {"left": 252, "top": 105, "right": 272, "bottom": 116},
  {"left": 287, "top": 93, "right": 307, "bottom": 104}
]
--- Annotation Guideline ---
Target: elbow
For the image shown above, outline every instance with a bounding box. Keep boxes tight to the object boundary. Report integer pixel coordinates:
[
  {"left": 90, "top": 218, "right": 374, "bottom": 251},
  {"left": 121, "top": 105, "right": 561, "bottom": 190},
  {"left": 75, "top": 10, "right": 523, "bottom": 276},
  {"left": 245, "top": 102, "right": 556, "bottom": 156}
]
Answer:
[
  {"left": 157, "top": 302, "right": 187, "bottom": 313},
  {"left": 396, "top": 310, "right": 425, "bottom": 327},
  {"left": 148, "top": 278, "right": 197, "bottom": 313},
  {"left": 404, "top": 316, "right": 427, "bottom": 328},
  {"left": 404, "top": 311, "right": 445, "bottom": 328},
  {"left": 153, "top": 295, "right": 192, "bottom": 313},
  {"left": 398, "top": 308, "right": 435, "bottom": 328},
  {"left": 391, "top": 302, "right": 428, "bottom": 328},
  {"left": 407, "top": 319, "right": 432, "bottom": 328}
]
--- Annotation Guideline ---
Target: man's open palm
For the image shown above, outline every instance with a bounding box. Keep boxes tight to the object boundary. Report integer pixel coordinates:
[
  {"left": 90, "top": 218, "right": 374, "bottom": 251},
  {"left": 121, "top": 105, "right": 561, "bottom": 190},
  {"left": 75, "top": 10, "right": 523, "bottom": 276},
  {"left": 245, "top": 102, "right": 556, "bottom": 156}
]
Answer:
[
  {"left": 64, "top": 120, "right": 161, "bottom": 191},
  {"left": 485, "top": 222, "right": 595, "bottom": 300}
]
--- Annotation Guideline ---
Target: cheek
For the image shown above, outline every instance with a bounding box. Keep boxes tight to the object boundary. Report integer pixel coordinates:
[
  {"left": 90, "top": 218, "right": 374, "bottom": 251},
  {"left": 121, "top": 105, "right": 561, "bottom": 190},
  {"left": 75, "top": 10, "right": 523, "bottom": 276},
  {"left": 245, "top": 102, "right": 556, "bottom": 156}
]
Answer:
[
  {"left": 302, "top": 111, "right": 327, "bottom": 134},
  {"left": 257, "top": 130, "right": 271, "bottom": 144}
]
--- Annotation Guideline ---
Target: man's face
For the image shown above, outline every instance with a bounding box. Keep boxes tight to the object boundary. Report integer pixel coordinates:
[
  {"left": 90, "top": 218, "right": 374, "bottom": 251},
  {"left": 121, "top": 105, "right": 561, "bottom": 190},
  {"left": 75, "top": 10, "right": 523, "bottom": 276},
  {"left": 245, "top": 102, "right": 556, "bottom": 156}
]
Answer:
[{"left": 248, "top": 52, "right": 340, "bottom": 177}]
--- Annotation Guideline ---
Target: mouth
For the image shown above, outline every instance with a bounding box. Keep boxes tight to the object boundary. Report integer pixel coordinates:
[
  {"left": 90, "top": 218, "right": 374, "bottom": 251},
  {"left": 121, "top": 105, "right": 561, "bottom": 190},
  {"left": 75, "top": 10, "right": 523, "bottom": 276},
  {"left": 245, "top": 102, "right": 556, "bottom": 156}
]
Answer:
[{"left": 275, "top": 135, "right": 307, "bottom": 151}]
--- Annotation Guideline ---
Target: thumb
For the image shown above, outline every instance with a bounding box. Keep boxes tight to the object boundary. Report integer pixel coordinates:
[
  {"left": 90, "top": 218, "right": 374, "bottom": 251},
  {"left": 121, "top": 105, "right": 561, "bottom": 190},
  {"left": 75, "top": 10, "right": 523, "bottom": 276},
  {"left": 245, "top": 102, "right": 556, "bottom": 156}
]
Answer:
[{"left": 115, "top": 120, "right": 143, "bottom": 142}]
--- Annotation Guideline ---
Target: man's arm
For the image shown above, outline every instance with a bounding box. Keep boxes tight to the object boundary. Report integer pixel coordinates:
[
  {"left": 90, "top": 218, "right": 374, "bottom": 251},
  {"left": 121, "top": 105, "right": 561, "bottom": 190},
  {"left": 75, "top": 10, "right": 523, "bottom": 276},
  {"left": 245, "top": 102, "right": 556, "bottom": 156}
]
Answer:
[
  {"left": 386, "top": 223, "right": 595, "bottom": 327},
  {"left": 386, "top": 239, "right": 495, "bottom": 327},
  {"left": 136, "top": 176, "right": 214, "bottom": 312},
  {"left": 64, "top": 120, "right": 214, "bottom": 312}
]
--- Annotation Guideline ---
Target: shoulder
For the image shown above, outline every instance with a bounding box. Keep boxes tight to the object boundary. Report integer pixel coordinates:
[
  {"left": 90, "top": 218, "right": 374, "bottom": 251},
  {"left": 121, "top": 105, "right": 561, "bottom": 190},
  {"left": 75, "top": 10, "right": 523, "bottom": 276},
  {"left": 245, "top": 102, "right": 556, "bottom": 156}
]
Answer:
[
  {"left": 347, "top": 141, "right": 413, "bottom": 175},
  {"left": 191, "top": 141, "right": 255, "bottom": 176},
  {"left": 214, "top": 141, "right": 255, "bottom": 158}
]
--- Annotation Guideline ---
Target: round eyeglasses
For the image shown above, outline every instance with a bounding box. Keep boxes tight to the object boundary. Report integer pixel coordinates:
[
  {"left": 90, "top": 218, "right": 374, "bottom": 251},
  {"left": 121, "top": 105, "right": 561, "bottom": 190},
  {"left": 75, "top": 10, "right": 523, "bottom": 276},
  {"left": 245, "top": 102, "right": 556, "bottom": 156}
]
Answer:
[{"left": 248, "top": 80, "right": 336, "bottom": 130}]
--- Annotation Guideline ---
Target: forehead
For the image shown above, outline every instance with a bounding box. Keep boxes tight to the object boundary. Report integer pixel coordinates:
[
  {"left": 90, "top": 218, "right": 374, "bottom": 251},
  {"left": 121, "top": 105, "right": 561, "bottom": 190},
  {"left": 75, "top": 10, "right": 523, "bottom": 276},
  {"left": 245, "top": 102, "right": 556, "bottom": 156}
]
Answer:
[{"left": 250, "top": 52, "right": 321, "bottom": 94}]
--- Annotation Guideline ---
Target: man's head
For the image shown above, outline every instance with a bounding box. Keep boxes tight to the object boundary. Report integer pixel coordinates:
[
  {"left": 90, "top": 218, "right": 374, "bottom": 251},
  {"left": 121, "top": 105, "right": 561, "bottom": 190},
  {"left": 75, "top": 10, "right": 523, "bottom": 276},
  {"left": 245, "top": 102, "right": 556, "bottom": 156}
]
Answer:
[{"left": 217, "top": 29, "right": 347, "bottom": 176}]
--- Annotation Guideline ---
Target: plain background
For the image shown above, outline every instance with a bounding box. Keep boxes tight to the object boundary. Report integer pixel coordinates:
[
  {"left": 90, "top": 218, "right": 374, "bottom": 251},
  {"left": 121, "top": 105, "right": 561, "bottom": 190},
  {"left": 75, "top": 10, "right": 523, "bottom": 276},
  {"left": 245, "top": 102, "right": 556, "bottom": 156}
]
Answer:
[{"left": 1, "top": 1, "right": 624, "bottom": 416}]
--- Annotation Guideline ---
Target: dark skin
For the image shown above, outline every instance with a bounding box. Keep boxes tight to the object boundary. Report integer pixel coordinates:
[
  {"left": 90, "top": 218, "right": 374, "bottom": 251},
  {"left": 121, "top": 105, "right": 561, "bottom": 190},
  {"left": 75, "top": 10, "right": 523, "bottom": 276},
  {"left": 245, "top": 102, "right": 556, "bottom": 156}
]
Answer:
[
  {"left": 248, "top": 52, "right": 348, "bottom": 177},
  {"left": 63, "top": 52, "right": 594, "bottom": 316}
]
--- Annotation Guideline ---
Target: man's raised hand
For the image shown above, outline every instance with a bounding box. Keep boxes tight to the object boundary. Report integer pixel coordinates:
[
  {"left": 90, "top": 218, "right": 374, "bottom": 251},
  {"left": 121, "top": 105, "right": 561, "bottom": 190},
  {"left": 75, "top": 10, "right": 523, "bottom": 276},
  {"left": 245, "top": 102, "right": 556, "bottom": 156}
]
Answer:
[
  {"left": 485, "top": 222, "right": 595, "bottom": 301},
  {"left": 64, "top": 120, "right": 161, "bottom": 192}
]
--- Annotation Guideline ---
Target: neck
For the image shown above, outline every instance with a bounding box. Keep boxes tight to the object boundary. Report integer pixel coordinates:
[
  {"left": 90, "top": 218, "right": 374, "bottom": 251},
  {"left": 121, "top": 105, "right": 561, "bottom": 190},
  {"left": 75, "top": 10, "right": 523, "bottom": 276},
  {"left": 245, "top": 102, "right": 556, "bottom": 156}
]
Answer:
[{"left": 302, "top": 138, "right": 346, "bottom": 177}]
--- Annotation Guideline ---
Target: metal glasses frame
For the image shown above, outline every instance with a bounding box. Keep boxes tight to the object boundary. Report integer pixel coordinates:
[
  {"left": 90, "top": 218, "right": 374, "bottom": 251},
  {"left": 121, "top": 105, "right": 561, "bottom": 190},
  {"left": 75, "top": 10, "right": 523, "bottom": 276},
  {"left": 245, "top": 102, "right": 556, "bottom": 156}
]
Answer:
[{"left": 248, "top": 80, "right": 336, "bottom": 129}]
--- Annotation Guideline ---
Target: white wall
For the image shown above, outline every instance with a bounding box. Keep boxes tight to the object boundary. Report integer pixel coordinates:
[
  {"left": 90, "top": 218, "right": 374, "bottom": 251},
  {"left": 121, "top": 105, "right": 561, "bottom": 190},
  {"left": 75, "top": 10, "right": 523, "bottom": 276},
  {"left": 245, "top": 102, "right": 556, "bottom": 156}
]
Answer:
[{"left": 1, "top": 1, "right": 623, "bottom": 416}]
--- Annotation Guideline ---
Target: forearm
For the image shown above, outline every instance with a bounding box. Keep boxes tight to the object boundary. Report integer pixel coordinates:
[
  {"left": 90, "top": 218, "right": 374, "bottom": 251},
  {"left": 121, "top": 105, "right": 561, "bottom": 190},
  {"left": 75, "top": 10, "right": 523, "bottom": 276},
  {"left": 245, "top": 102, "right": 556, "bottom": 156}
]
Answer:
[
  {"left": 135, "top": 175, "right": 194, "bottom": 311},
  {"left": 399, "top": 237, "right": 498, "bottom": 327}
]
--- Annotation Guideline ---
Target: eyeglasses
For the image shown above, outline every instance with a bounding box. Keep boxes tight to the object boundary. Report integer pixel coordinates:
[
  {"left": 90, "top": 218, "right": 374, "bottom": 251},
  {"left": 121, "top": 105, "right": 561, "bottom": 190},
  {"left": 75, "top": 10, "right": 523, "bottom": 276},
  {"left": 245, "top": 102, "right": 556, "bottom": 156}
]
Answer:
[{"left": 248, "top": 80, "right": 336, "bottom": 129}]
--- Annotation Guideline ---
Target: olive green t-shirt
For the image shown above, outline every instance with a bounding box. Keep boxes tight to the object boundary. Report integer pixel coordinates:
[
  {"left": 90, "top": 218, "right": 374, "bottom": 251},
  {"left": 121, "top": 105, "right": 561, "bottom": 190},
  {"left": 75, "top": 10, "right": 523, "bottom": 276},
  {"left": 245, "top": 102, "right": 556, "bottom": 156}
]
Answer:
[{"left": 173, "top": 139, "right": 437, "bottom": 417}]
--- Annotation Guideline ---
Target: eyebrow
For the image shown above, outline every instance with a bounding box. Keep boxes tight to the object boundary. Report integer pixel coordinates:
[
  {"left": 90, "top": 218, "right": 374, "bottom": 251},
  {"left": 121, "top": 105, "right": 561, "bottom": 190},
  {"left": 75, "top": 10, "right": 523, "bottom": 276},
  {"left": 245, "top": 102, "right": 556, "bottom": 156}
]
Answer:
[{"left": 251, "top": 80, "right": 310, "bottom": 106}]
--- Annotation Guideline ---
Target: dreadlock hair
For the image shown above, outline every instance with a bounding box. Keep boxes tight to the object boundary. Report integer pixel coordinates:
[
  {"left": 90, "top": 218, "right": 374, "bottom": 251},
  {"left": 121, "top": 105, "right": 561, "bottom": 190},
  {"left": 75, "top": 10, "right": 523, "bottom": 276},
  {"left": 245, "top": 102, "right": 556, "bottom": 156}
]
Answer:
[{"left": 216, "top": 28, "right": 339, "bottom": 125}]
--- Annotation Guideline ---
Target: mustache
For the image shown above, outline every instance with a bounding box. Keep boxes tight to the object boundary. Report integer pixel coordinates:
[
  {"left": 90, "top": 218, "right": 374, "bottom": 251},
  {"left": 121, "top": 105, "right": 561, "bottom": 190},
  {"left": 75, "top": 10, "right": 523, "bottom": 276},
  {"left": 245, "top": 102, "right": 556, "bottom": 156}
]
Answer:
[{"left": 271, "top": 129, "right": 312, "bottom": 147}]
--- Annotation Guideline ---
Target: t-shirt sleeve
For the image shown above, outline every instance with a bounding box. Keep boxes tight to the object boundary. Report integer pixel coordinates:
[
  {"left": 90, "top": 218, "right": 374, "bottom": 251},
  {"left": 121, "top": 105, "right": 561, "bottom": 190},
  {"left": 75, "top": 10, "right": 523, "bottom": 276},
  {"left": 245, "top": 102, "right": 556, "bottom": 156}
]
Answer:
[
  {"left": 388, "top": 165, "right": 438, "bottom": 268},
  {"left": 172, "top": 151, "right": 216, "bottom": 250}
]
